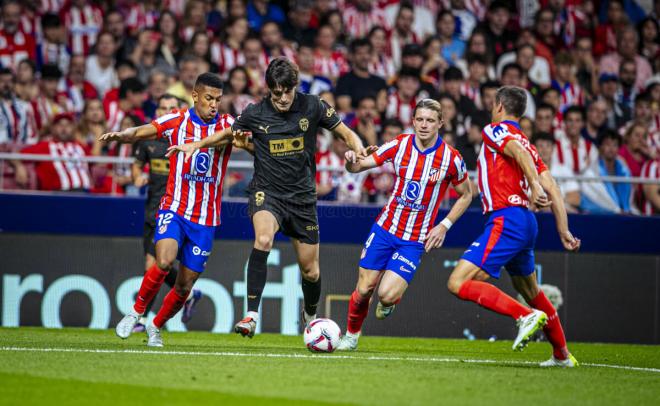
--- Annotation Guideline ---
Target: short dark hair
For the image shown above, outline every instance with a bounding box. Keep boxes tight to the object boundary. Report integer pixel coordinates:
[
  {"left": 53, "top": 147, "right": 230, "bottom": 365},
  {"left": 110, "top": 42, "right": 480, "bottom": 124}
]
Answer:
[
  {"left": 40, "top": 63, "right": 62, "bottom": 80},
  {"left": 489, "top": 0, "right": 510, "bottom": 13},
  {"left": 398, "top": 67, "right": 421, "bottom": 80},
  {"left": 382, "top": 118, "right": 404, "bottom": 130},
  {"left": 115, "top": 59, "right": 137, "bottom": 72},
  {"left": 356, "top": 95, "right": 377, "bottom": 107},
  {"left": 598, "top": 129, "right": 622, "bottom": 146},
  {"left": 41, "top": 13, "right": 61, "bottom": 28},
  {"left": 0, "top": 67, "right": 13, "bottom": 76},
  {"left": 501, "top": 62, "right": 524, "bottom": 77},
  {"left": 564, "top": 105, "right": 585, "bottom": 120},
  {"left": 531, "top": 131, "right": 555, "bottom": 145},
  {"left": 194, "top": 72, "right": 224, "bottom": 91},
  {"left": 443, "top": 66, "right": 464, "bottom": 81},
  {"left": 470, "top": 111, "right": 490, "bottom": 129},
  {"left": 349, "top": 38, "right": 372, "bottom": 54},
  {"left": 634, "top": 91, "right": 651, "bottom": 105},
  {"left": 495, "top": 86, "right": 527, "bottom": 118},
  {"left": 480, "top": 80, "right": 501, "bottom": 97},
  {"left": 536, "top": 102, "right": 556, "bottom": 115},
  {"left": 265, "top": 57, "right": 299, "bottom": 90},
  {"left": 467, "top": 53, "right": 487, "bottom": 66},
  {"left": 158, "top": 93, "right": 182, "bottom": 107},
  {"left": 539, "top": 87, "right": 560, "bottom": 100},
  {"left": 119, "top": 77, "right": 146, "bottom": 98}
]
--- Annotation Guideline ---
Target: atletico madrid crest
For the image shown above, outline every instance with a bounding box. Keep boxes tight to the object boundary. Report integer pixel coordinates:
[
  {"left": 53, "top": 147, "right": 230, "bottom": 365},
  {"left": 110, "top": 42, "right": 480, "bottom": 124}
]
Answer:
[{"left": 428, "top": 168, "right": 441, "bottom": 183}]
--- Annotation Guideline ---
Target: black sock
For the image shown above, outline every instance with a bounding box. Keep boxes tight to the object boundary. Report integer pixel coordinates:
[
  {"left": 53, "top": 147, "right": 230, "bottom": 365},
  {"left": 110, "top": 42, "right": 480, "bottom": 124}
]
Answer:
[
  {"left": 164, "top": 268, "right": 178, "bottom": 287},
  {"left": 301, "top": 275, "right": 321, "bottom": 316},
  {"left": 247, "top": 248, "right": 269, "bottom": 312}
]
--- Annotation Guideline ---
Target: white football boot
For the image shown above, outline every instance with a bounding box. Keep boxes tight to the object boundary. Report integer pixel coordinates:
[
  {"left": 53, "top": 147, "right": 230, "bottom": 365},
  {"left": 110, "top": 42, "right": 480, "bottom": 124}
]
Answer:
[
  {"left": 336, "top": 331, "right": 360, "bottom": 351},
  {"left": 540, "top": 354, "right": 579, "bottom": 368},
  {"left": 115, "top": 311, "right": 140, "bottom": 339},
  {"left": 146, "top": 324, "right": 163, "bottom": 347},
  {"left": 375, "top": 302, "right": 396, "bottom": 320},
  {"left": 512, "top": 309, "right": 548, "bottom": 351}
]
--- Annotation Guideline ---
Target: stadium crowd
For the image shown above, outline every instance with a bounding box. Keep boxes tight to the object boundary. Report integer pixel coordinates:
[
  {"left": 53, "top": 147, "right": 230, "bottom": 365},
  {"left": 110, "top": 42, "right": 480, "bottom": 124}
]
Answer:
[{"left": 0, "top": 0, "right": 658, "bottom": 215}]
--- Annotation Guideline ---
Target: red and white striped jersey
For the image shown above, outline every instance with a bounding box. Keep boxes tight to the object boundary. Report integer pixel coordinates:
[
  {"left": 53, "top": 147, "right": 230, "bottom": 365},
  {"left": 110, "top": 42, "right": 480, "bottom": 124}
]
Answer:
[
  {"left": 477, "top": 121, "right": 548, "bottom": 213},
  {"left": 461, "top": 82, "right": 482, "bottom": 109},
  {"left": 640, "top": 159, "right": 659, "bottom": 215},
  {"left": 553, "top": 130, "right": 598, "bottom": 174},
  {"left": 152, "top": 108, "right": 234, "bottom": 226},
  {"left": 0, "top": 29, "right": 36, "bottom": 73},
  {"left": 313, "top": 50, "right": 350, "bottom": 80},
  {"left": 21, "top": 140, "right": 91, "bottom": 191},
  {"left": 369, "top": 54, "right": 396, "bottom": 81},
  {"left": 372, "top": 133, "right": 468, "bottom": 242},
  {"left": 210, "top": 42, "right": 245, "bottom": 79},
  {"left": 38, "top": 41, "right": 70, "bottom": 74},
  {"left": 343, "top": 5, "right": 390, "bottom": 39},
  {"left": 61, "top": 4, "right": 103, "bottom": 56},
  {"left": 125, "top": 4, "right": 159, "bottom": 33},
  {"left": 385, "top": 92, "right": 419, "bottom": 130},
  {"left": 315, "top": 149, "right": 342, "bottom": 188},
  {"left": 551, "top": 80, "right": 584, "bottom": 113},
  {"left": 41, "top": 0, "right": 65, "bottom": 14},
  {"left": 0, "top": 98, "right": 38, "bottom": 145},
  {"left": 31, "top": 95, "right": 74, "bottom": 132}
]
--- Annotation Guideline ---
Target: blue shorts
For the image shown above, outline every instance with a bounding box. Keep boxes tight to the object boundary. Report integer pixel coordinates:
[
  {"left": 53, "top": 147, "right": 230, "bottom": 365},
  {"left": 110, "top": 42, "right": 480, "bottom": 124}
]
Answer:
[
  {"left": 154, "top": 210, "right": 215, "bottom": 273},
  {"left": 461, "top": 207, "right": 538, "bottom": 279},
  {"left": 358, "top": 223, "right": 425, "bottom": 284}
]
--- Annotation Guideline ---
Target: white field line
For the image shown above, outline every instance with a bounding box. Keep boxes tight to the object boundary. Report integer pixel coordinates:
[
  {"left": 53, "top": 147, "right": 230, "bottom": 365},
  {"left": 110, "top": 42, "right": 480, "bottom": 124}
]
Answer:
[{"left": 1, "top": 346, "right": 659, "bottom": 374}]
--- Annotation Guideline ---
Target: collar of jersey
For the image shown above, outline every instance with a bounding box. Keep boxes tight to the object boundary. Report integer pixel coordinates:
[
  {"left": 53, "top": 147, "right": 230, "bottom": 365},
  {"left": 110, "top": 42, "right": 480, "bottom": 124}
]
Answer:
[
  {"left": 188, "top": 107, "right": 218, "bottom": 126},
  {"left": 500, "top": 120, "right": 521, "bottom": 130},
  {"left": 412, "top": 133, "right": 443, "bottom": 155}
]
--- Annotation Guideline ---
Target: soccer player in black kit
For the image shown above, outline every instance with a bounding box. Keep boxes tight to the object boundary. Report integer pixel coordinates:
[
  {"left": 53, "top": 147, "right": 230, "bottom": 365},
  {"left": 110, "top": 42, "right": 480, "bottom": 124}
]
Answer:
[
  {"left": 169, "top": 57, "right": 369, "bottom": 337},
  {"left": 130, "top": 94, "right": 201, "bottom": 332}
]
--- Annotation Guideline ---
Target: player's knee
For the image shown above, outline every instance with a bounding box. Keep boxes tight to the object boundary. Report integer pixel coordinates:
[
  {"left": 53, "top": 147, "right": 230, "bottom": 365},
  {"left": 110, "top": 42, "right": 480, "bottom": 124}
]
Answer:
[
  {"left": 174, "top": 283, "right": 191, "bottom": 298},
  {"left": 156, "top": 258, "right": 174, "bottom": 271},
  {"left": 254, "top": 234, "right": 274, "bottom": 251},
  {"left": 356, "top": 281, "right": 375, "bottom": 298},
  {"left": 300, "top": 265, "right": 319, "bottom": 282},
  {"left": 379, "top": 292, "right": 400, "bottom": 307},
  {"left": 446, "top": 277, "right": 463, "bottom": 296}
]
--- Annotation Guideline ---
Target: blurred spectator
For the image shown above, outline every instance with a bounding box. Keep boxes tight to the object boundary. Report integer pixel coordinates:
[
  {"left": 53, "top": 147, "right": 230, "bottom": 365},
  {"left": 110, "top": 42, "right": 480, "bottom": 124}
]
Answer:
[
  {"left": 478, "top": 0, "right": 515, "bottom": 63},
  {"left": 64, "top": 55, "right": 99, "bottom": 114},
  {"left": 261, "top": 21, "right": 296, "bottom": 61},
  {"left": 451, "top": 0, "right": 478, "bottom": 41},
  {"left": 335, "top": 38, "right": 387, "bottom": 114},
  {"left": 436, "top": 10, "right": 465, "bottom": 67},
  {"left": 457, "top": 110, "right": 488, "bottom": 170},
  {"left": 497, "top": 42, "right": 551, "bottom": 89},
  {"left": 623, "top": 92, "right": 659, "bottom": 159},
  {"left": 580, "top": 130, "right": 633, "bottom": 214},
  {"left": 343, "top": 0, "right": 389, "bottom": 40},
  {"left": 616, "top": 58, "right": 640, "bottom": 110},
  {"left": 74, "top": 99, "right": 107, "bottom": 156},
  {"left": 86, "top": 31, "right": 119, "bottom": 98},
  {"left": 599, "top": 26, "right": 653, "bottom": 91},
  {"left": 599, "top": 73, "right": 632, "bottom": 129},
  {"left": 551, "top": 51, "right": 585, "bottom": 114},
  {"left": 347, "top": 95, "right": 379, "bottom": 146},
  {"left": 639, "top": 159, "right": 660, "bottom": 215},
  {"left": 131, "top": 29, "right": 177, "bottom": 85},
  {"left": 456, "top": 30, "right": 496, "bottom": 80},
  {"left": 181, "top": 0, "right": 209, "bottom": 43},
  {"left": 186, "top": 31, "right": 219, "bottom": 72},
  {"left": 637, "top": 17, "right": 659, "bottom": 62},
  {"left": 166, "top": 56, "right": 201, "bottom": 106},
  {"left": 593, "top": 0, "right": 627, "bottom": 57},
  {"left": 320, "top": 9, "right": 349, "bottom": 49},
  {"left": 0, "top": 1, "right": 36, "bottom": 72},
  {"left": 534, "top": 103, "right": 557, "bottom": 136},
  {"left": 385, "top": 68, "right": 422, "bottom": 131},
  {"left": 554, "top": 106, "right": 598, "bottom": 175},
  {"left": 247, "top": 0, "right": 286, "bottom": 31},
  {"left": 37, "top": 13, "right": 70, "bottom": 75},
  {"left": 442, "top": 66, "right": 478, "bottom": 123},
  {"left": 15, "top": 59, "right": 38, "bottom": 102},
  {"left": 389, "top": 3, "right": 418, "bottom": 69},
  {"left": 539, "top": 87, "right": 563, "bottom": 127},
  {"left": 533, "top": 8, "right": 561, "bottom": 65},
  {"left": 0, "top": 67, "right": 37, "bottom": 146},
  {"left": 212, "top": 16, "right": 248, "bottom": 79},
  {"left": 479, "top": 80, "right": 500, "bottom": 114},
  {"left": 519, "top": 116, "right": 534, "bottom": 139},
  {"left": 313, "top": 24, "right": 349, "bottom": 83},
  {"left": 32, "top": 64, "right": 73, "bottom": 134},
  {"left": 499, "top": 63, "right": 535, "bottom": 118},
  {"left": 105, "top": 77, "right": 147, "bottom": 132},
  {"left": 242, "top": 36, "right": 268, "bottom": 97},
  {"left": 420, "top": 36, "right": 445, "bottom": 87},
  {"left": 61, "top": 0, "right": 103, "bottom": 56},
  {"left": 438, "top": 93, "right": 465, "bottom": 141},
  {"left": 125, "top": 0, "right": 160, "bottom": 35},
  {"left": 364, "top": 119, "right": 400, "bottom": 203},
  {"left": 223, "top": 66, "right": 257, "bottom": 117},
  {"left": 583, "top": 99, "right": 609, "bottom": 144},
  {"left": 619, "top": 122, "right": 652, "bottom": 177},
  {"left": 368, "top": 26, "right": 396, "bottom": 81},
  {"left": 462, "top": 54, "right": 487, "bottom": 109},
  {"left": 533, "top": 131, "right": 581, "bottom": 212},
  {"left": 14, "top": 113, "right": 92, "bottom": 191},
  {"left": 573, "top": 36, "right": 597, "bottom": 97},
  {"left": 297, "top": 44, "right": 332, "bottom": 96},
  {"left": 282, "top": 1, "right": 316, "bottom": 47},
  {"left": 158, "top": 10, "right": 184, "bottom": 65},
  {"left": 105, "top": 10, "right": 133, "bottom": 62}
]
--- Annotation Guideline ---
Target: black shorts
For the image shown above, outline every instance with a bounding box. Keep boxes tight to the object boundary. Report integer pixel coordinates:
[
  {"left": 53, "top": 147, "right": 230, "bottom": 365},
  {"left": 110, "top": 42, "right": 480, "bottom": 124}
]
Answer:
[
  {"left": 248, "top": 190, "right": 319, "bottom": 245},
  {"left": 143, "top": 221, "right": 156, "bottom": 257}
]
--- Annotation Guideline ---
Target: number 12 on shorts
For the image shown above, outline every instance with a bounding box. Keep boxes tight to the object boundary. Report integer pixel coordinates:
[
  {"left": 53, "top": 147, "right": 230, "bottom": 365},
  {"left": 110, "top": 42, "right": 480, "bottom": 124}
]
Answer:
[{"left": 158, "top": 212, "right": 174, "bottom": 227}]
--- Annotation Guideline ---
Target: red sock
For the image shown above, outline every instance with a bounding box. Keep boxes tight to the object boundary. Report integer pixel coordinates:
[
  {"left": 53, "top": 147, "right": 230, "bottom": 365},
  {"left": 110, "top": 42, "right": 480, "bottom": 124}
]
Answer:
[
  {"left": 458, "top": 280, "right": 532, "bottom": 320},
  {"left": 133, "top": 264, "right": 169, "bottom": 315},
  {"left": 153, "top": 289, "right": 187, "bottom": 328},
  {"left": 529, "top": 291, "right": 569, "bottom": 359},
  {"left": 346, "top": 290, "right": 370, "bottom": 334}
]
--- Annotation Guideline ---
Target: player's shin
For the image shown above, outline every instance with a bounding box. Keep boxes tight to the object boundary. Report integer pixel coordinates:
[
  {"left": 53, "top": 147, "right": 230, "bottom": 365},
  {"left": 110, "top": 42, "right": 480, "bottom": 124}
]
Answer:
[
  {"left": 301, "top": 274, "right": 321, "bottom": 318},
  {"left": 247, "top": 248, "right": 270, "bottom": 314},
  {"left": 457, "top": 280, "right": 532, "bottom": 320},
  {"left": 346, "top": 290, "right": 370, "bottom": 334},
  {"left": 528, "top": 290, "right": 569, "bottom": 359},
  {"left": 152, "top": 288, "right": 188, "bottom": 328},
  {"left": 134, "top": 264, "right": 170, "bottom": 315}
]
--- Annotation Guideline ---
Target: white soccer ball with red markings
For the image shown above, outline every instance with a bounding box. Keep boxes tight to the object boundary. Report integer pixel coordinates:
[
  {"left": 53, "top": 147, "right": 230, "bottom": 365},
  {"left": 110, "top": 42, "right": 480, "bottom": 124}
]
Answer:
[{"left": 304, "top": 318, "right": 341, "bottom": 353}]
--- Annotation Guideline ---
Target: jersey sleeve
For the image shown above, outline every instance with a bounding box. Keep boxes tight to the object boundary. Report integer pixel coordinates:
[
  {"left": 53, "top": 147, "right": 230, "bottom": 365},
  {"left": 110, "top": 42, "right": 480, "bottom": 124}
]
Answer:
[
  {"left": 371, "top": 137, "right": 400, "bottom": 166},
  {"left": 481, "top": 123, "right": 516, "bottom": 153},
  {"left": 317, "top": 97, "right": 341, "bottom": 130},
  {"left": 133, "top": 140, "right": 147, "bottom": 163},
  {"left": 151, "top": 109, "right": 182, "bottom": 140},
  {"left": 231, "top": 104, "right": 256, "bottom": 132},
  {"left": 449, "top": 150, "right": 469, "bottom": 186}
]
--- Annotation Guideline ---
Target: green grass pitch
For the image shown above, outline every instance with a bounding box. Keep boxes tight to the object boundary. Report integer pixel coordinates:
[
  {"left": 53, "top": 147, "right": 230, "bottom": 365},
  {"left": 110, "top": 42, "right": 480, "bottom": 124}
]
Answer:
[{"left": 0, "top": 328, "right": 658, "bottom": 405}]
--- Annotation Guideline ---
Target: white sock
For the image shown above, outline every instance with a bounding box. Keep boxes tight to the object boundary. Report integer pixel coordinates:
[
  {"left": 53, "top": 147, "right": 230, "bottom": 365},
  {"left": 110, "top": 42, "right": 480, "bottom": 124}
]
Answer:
[
  {"left": 345, "top": 330, "right": 360, "bottom": 339},
  {"left": 247, "top": 311, "right": 259, "bottom": 322},
  {"left": 138, "top": 316, "right": 147, "bottom": 325},
  {"left": 186, "top": 290, "right": 194, "bottom": 301}
]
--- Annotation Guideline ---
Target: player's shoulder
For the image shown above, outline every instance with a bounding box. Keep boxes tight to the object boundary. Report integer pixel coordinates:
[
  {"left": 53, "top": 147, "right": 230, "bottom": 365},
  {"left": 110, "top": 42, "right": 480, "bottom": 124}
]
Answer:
[
  {"left": 219, "top": 113, "right": 235, "bottom": 127},
  {"left": 154, "top": 108, "right": 185, "bottom": 124}
]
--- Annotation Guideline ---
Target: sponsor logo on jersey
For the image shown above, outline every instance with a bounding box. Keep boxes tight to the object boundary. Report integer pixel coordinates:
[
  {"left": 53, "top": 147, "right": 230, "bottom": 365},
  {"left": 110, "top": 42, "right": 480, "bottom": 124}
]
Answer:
[
  {"left": 183, "top": 174, "right": 216, "bottom": 183},
  {"left": 508, "top": 194, "right": 523, "bottom": 205},
  {"left": 428, "top": 168, "right": 442, "bottom": 183},
  {"left": 255, "top": 191, "right": 265, "bottom": 206},
  {"left": 192, "top": 246, "right": 211, "bottom": 256},
  {"left": 158, "top": 225, "right": 167, "bottom": 234},
  {"left": 269, "top": 137, "right": 304, "bottom": 156},
  {"left": 395, "top": 196, "right": 427, "bottom": 210},
  {"left": 194, "top": 152, "right": 210, "bottom": 173},
  {"left": 258, "top": 124, "right": 271, "bottom": 134},
  {"left": 305, "top": 224, "right": 319, "bottom": 231},
  {"left": 393, "top": 253, "right": 417, "bottom": 270},
  {"left": 299, "top": 118, "right": 309, "bottom": 131},
  {"left": 399, "top": 266, "right": 412, "bottom": 274},
  {"left": 404, "top": 181, "right": 421, "bottom": 201},
  {"left": 150, "top": 158, "right": 169, "bottom": 175}
]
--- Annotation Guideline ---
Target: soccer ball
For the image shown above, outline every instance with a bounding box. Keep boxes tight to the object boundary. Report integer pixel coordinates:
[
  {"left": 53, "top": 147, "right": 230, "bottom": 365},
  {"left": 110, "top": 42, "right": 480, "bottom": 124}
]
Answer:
[{"left": 303, "top": 318, "right": 342, "bottom": 353}]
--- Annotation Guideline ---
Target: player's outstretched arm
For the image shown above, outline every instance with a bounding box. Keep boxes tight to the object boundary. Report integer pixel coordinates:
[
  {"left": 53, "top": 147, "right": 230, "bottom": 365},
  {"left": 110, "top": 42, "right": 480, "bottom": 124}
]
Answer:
[
  {"left": 99, "top": 124, "right": 158, "bottom": 143},
  {"left": 232, "top": 130, "right": 254, "bottom": 155},
  {"left": 424, "top": 177, "right": 473, "bottom": 252},
  {"left": 344, "top": 151, "right": 378, "bottom": 173},
  {"left": 539, "top": 170, "right": 581, "bottom": 252},
  {"left": 166, "top": 127, "right": 234, "bottom": 161},
  {"left": 503, "top": 140, "right": 551, "bottom": 209},
  {"left": 332, "top": 122, "right": 369, "bottom": 157}
]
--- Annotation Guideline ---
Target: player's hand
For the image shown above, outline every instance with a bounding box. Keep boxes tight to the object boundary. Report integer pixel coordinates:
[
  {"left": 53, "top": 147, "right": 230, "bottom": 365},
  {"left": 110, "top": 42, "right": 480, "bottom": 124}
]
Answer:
[
  {"left": 345, "top": 150, "right": 358, "bottom": 164},
  {"left": 530, "top": 181, "right": 551, "bottom": 210},
  {"left": 99, "top": 128, "right": 132, "bottom": 142},
  {"left": 232, "top": 130, "right": 251, "bottom": 149},
  {"left": 133, "top": 174, "right": 149, "bottom": 188},
  {"left": 560, "top": 230, "right": 581, "bottom": 252},
  {"left": 424, "top": 224, "right": 448, "bottom": 252},
  {"left": 360, "top": 145, "right": 378, "bottom": 157},
  {"left": 166, "top": 143, "right": 198, "bottom": 162}
]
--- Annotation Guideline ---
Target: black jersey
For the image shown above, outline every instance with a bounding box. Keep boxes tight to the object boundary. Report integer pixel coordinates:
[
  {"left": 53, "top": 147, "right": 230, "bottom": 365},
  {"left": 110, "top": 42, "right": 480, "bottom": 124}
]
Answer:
[
  {"left": 232, "top": 92, "right": 341, "bottom": 204},
  {"left": 133, "top": 137, "right": 170, "bottom": 225}
]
